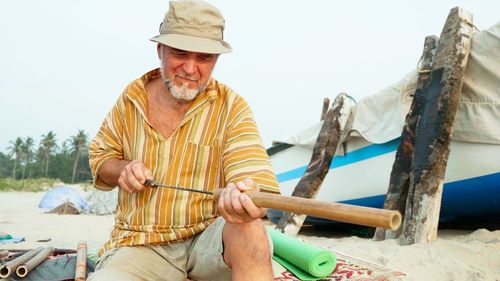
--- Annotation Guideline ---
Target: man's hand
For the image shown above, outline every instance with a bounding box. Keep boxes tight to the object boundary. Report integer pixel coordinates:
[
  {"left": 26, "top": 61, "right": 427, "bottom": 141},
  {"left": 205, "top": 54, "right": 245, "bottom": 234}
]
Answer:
[
  {"left": 117, "top": 160, "right": 153, "bottom": 193},
  {"left": 217, "top": 178, "right": 266, "bottom": 224},
  {"left": 98, "top": 158, "right": 153, "bottom": 193}
]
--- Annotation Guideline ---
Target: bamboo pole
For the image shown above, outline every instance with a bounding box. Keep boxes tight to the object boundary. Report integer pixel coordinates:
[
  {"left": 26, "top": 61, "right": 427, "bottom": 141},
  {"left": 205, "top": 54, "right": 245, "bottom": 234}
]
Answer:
[
  {"left": 15, "top": 246, "right": 54, "bottom": 278},
  {"left": 0, "top": 250, "right": 8, "bottom": 259},
  {"left": 4, "top": 251, "right": 26, "bottom": 261},
  {"left": 75, "top": 241, "right": 87, "bottom": 281},
  {"left": 214, "top": 189, "right": 402, "bottom": 230},
  {"left": 0, "top": 247, "right": 44, "bottom": 278}
]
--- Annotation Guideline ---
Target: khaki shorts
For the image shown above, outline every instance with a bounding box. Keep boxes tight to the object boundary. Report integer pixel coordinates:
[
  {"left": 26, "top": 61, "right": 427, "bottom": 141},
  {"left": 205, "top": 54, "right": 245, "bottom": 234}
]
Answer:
[{"left": 88, "top": 217, "right": 231, "bottom": 281}]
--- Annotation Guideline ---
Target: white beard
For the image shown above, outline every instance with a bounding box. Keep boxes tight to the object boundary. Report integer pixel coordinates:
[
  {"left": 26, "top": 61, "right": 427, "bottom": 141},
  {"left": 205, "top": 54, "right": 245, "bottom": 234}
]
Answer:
[
  {"left": 160, "top": 67, "right": 206, "bottom": 102},
  {"left": 165, "top": 80, "right": 200, "bottom": 101}
]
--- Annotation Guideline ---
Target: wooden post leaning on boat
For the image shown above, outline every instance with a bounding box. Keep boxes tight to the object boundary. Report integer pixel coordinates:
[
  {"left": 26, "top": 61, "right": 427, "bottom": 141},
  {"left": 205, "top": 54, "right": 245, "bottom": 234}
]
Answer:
[
  {"left": 275, "top": 93, "right": 352, "bottom": 236},
  {"left": 373, "top": 35, "right": 438, "bottom": 241},
  {"left": 75, "top": 241, "right": 88, "bottom": 281},
  {"left": 320, "top": 97, "right": 330, "bottom": 121},
  {"left": 400, "top": 7, "right": 473, "bottom": 245},
  {"left": 15, "top": 246, "right": 55, "bottom": 278},
  {"left": 0, "top": 247, "right": 44, "bottom": 279}
]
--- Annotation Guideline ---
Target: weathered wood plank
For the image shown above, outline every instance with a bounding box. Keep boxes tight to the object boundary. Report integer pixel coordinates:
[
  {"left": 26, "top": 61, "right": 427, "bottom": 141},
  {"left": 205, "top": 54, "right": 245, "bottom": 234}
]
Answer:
[
  {"left": 320, "top": 98, "right": 330, "bottom": 121},
  {"left": 401, "top": 7, "right": 473, "bottom": 245},
  {"left": 373, "top": 35, "right": 438, "bottom": 241},
  {"left": 275, "top": 93, "right": 351, "bottom": 235}
]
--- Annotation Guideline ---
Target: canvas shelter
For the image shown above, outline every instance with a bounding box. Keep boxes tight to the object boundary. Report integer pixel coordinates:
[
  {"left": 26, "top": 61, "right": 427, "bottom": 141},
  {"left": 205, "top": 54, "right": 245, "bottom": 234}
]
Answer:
[{"left": 38, "top": 186, "right": 89, "bottom": 211}]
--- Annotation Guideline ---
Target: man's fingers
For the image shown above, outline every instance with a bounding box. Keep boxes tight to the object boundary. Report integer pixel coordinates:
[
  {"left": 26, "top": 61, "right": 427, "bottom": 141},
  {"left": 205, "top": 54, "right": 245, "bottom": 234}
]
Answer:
[
  {"left": 143, "top": 167, "right": 153, "bottom": 183},
  {"left": 218, "top": 188, "right": 234, "bottom": 223},
  {"left": 130, "top": 163, "right": 143, "bottom": 181},
  {"left": 235, "top": 181, "right": 251, "bottom": 192},
  {"left": 243, "top": 178, "right": 259, "bottom": 191},
  {"left": 116, "top": 160, "right": 152, "bottom": 193},
  {"left": 229, "top": 187, "right": 246, "bottom": 215},
  {"left": 240, "top": 193, "right": 265, "bottom": 218},
  {"left": 126, "top": 173, "right": 143, "bottom": 192},
  {"left": 223, "top": 187, "right": 236, "bottom": 215},
  {"left": 117, "top": 176, "right": 135, "bottom": 193}
]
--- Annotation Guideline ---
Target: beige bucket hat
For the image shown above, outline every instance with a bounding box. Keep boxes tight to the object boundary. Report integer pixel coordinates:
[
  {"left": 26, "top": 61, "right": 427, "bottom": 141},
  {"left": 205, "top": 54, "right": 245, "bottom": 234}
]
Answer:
[{"left": 150, "top": 0, "right": 232, "bottom": 54}]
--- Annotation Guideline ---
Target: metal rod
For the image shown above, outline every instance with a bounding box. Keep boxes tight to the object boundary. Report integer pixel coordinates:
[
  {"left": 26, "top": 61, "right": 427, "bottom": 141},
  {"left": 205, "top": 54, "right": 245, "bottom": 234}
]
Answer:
[{"left": 144, "top": 179, "right": 214, "bottom": 195}]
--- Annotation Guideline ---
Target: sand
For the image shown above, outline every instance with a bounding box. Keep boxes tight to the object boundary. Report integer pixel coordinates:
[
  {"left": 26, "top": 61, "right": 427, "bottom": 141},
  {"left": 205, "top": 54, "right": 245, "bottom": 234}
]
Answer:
[
  {"left": 1, "top": 188, "right": 499, "bottom": 281},
  {"left": 0, "top": 190, "right": 114, "bottom": 253}
]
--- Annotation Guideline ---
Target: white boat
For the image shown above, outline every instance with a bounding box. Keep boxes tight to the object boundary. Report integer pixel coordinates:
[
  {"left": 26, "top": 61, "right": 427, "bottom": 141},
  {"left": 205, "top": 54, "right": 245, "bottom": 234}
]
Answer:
[{"left": 268, "top": 23, "right": 500, "bottom": 224}]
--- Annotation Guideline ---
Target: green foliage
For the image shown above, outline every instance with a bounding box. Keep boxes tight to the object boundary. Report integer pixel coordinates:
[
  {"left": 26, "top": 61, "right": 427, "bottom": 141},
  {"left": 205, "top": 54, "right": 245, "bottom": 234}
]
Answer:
[
  {"left": 0, "top": 152, "right": 12, "bottom": 177},
  {"left": 0, "top": 178, "right": 59, "bottom": 192},
  {"left": 0, "top": 130, "right": 93, "bottom": 187}
]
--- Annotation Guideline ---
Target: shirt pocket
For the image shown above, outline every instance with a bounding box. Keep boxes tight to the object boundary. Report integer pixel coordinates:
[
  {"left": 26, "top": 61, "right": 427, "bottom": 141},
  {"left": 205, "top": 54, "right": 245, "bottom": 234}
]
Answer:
[{"left": 179, "top": 141, "right": 222, "bottom": 191}]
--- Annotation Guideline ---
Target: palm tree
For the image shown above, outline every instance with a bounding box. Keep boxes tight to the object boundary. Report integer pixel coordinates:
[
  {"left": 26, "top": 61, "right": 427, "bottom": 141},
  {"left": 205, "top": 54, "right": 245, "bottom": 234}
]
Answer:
[
  {"left": 20, "top": 137, "right": 34, "bottom": 180},
  {"left": 7, "top": 137, "right": 23, "bottom": 179},
  {"left": 70, "top": 130, "right": 88, "bottom": 183},
  {"left": 40, "top": 131, "right": 57, "bottom": 177}
]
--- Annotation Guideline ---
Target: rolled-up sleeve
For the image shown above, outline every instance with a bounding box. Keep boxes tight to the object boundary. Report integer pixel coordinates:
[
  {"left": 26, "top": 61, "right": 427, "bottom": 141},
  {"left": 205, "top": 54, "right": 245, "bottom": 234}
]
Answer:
[
  {"left": 89, "top": 94, "right": 126, "bottom": 191},
  {"left": 222, "top": 95, "right": 280, "bottom": 194}
]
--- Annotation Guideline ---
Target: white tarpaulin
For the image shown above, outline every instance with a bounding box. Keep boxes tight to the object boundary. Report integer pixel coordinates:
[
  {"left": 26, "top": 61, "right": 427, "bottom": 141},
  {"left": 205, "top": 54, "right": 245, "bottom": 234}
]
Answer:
[{"left": 274, "top": 22, "right": 500, "bottom": 147}]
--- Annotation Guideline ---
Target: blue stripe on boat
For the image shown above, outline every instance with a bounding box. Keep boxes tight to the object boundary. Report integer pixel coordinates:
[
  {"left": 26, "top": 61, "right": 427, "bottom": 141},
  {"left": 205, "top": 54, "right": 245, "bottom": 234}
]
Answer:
[{"left": 276, "top": 139, "right": 400, "bottom": 182}]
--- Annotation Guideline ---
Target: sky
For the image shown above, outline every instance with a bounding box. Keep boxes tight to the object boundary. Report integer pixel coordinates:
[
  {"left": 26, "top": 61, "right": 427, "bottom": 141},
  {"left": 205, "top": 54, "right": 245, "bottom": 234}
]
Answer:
[{"left": 0, "top": 0, "right": 499, "bottom": 153}]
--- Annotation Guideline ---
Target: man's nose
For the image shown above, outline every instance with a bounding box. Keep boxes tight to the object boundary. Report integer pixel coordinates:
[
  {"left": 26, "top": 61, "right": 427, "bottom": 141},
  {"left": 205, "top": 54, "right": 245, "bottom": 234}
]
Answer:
[{"left": 182, "top": 59, "right": 197, "bottom": 75}]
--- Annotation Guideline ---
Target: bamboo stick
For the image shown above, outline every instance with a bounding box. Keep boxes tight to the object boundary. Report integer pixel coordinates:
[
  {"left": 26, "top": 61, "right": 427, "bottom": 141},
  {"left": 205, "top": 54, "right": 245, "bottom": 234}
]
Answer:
[
  {"left": 15, "top": 246, "right": 54, "bottom": 278},
  {"left": 0, "top": 250, "right": 8, "bottom": 259},
  {"left": 214, "top": 189, "right": 402, "bottom": 230},
  {"left": 75, "top": 241, "right": 87, "bottom": 281},
  {"left": 4, "top": 251, "right": 26, "bottom": 261},
  {"left": 0, "top": 247, "right": 44, "bottom": 278}
]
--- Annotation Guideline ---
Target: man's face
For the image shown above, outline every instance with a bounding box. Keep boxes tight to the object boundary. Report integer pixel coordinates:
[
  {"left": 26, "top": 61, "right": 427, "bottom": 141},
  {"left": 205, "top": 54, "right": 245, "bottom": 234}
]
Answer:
[{"left": 158, "top": 45, "right": 219, "bottom": 101}]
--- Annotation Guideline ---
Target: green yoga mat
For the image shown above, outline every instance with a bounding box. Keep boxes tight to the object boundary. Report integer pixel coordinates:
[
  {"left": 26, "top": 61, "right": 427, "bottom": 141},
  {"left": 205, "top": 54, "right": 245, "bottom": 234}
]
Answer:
[{"left": 268, "top": 228, "right": 336, "bottom": 280}]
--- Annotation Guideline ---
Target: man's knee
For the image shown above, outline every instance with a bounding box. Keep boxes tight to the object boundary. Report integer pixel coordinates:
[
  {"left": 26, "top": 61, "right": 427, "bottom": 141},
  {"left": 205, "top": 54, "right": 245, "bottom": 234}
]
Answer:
[{"left": 222, "top": 219, "right": 272, "bottom": 268}]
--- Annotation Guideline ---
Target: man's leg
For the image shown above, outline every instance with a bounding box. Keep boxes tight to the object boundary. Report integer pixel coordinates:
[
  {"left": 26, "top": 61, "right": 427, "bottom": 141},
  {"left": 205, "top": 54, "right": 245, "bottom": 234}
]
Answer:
[
  {"left": 88, "top": 244, "right": 190, "bottom": 281},
  {"left": 223, "top": 219, "right": 273, "bottom": 281},
  {"left": 188, "top": 217, "right": 273, "bottom": 281}
]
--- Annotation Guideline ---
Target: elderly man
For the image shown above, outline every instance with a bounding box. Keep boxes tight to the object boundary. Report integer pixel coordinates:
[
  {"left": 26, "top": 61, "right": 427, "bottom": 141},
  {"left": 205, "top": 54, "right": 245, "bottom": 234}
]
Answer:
[{"left": 88, "top": 1, "right": 279, "bottom": 280}]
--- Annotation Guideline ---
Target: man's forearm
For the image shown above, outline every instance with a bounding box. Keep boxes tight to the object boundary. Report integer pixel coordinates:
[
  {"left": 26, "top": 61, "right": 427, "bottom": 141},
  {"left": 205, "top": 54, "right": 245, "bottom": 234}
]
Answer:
[{"left": 98, "top": 158, "right": 131, "bottom": 187}]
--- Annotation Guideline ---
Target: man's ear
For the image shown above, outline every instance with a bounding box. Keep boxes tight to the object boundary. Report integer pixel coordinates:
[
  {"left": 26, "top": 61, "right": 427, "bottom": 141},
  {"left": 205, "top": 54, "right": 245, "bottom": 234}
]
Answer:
[{"left": 157, "top": 43, "right": 162, "bottom": 60}]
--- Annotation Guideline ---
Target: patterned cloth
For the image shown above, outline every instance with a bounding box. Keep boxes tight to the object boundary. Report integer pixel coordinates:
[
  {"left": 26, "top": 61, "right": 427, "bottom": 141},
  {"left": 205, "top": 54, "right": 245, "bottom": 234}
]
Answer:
[
  {"left": 273, "top": 250, "right": 406, "bottom": 281},
  {"left": 89, "top": 68, "right": 279, "bottom": 255}
]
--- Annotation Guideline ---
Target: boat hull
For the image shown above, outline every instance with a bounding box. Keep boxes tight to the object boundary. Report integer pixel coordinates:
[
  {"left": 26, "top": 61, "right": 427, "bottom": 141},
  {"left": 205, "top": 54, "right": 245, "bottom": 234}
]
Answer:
[{"left": 269, "top": 138, "right": 500, "bottom": 224}]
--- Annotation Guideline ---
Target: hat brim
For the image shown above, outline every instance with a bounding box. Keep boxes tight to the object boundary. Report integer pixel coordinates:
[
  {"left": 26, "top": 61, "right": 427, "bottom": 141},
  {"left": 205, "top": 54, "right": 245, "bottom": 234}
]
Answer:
[{"left": 150, "top": 33, "right": 232, "bottom": 54}]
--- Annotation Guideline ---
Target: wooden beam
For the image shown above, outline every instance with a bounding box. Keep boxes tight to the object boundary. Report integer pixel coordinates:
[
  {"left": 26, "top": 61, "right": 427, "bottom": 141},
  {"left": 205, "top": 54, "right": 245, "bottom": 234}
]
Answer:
[
  {"left": 373, "top": 35, "right": 438, "bottom": 241},
  {"left": 320, "top": 98, "right": 330, "bottom": 121},
  {"left": 275, "top": 93, "right": 350, "bottom": 235},
  {"left": 401, "top": 7, "right": 473, "bottom": 245}
]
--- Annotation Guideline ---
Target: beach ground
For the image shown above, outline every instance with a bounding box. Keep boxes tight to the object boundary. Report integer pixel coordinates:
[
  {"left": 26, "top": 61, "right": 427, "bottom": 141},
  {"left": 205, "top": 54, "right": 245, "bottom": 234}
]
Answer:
[{"left": 1, "top": 188, "right": 499, "bottom": 281}]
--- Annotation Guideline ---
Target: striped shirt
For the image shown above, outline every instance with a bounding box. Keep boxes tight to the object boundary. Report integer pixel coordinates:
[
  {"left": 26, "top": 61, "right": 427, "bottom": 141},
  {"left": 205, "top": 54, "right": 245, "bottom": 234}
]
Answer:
[{"left": 89, "top": 68, "right": 279, "bottom": 255}]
